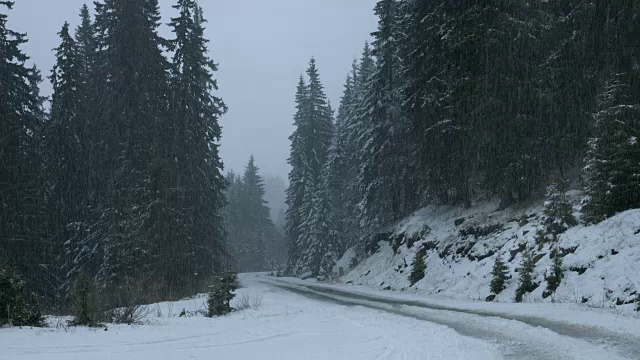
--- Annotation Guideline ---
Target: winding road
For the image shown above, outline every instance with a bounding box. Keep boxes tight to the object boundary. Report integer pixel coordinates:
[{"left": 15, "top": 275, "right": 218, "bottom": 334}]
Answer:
[{"left": 260, "top": 275, "right": 640, "bottom": 360}]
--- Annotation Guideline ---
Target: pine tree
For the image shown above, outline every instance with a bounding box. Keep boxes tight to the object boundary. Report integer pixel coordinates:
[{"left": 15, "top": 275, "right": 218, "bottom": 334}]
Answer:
[
  {"left": 408, "top": 249, "right": 426, "bottom": 286},
  {"left": 544, "top": 180, "right": 578, "bottom": 235},
  {"left": 318, "top": 242, "right": 339, "bottom": 281},
  {"left": 240, "top": 156, "right": 272, "bottom": 271},
  {"left": 285, "top": 76, "right": 308, "bottom": 274},
  {"left": 46, "top": 21, "right": 87, "bottom": 297},
  {"left": 446, "top": 1, "right": 550, "bottom": 206},
  {"left": 167, "top": 0, "right": 228, "bottom": 291},
  {"left": 305, "top": 171, "right": 340, "bottom": 277},
  {"left": 0, "top": 1, "right": 47, "bottom": 298},
  {"left": 583, "top": 76, "right": 640, "bottom": 223},
  {"left": 306, "top": 73, "right": 358, "bottom": 276},
  {"left": 399, "top": 0, "right": 468, "bottom": 205},
  {"left": 207, "top": 272, "right": 236, "bottom": 317},
  {"left": 543, "top": 180, "right": 577, "bottom": 235},
  {"left": 27, "top": 65, "right": 47, "bottom": 122},
  {"left": 0, "top": 262, "right": 44, "bottom": 327},
  {"left": 515, "top": 247, "right": 537, "bottom": 303},
  {"left": 62, "top": 4, "right": 107, "bottom": 290},
  {"left": 358, "top": 0, "right": 411, "bottom": 230},
  {"left": 490, "top": 253, "right": 509, "bottom": 295},
  {"left": 224, "top": 171, "right": 243, "bottom": 270},
  {"left": 538, "top": 1, "right": 598, "bottom": 177},
  {"left": 545, "top": 237, "right": 563, "bottom": 296},
  {"left": 286, "top": 59, "right": 333, "bottom": 276},
  {"left": 225, "top": 158, "right": 280, "bottom": 273},
  {"left": 341, "top": 45, "right": 374, "bottom": 250},
  {"left": 92, "top": 0, "right": 173, "bottom": 290},
  {"left": 70, "top": 273, "right": 99, "bottom": 327}
]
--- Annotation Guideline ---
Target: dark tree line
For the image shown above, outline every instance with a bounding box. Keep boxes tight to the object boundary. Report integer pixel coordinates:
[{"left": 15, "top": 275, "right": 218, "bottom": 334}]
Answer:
[
  {"left": 0, "top": 0, "right": 227, "bottom": 309},
  {"left": 286, "top": 0, "right": 640, "bottom": 276},
  {"left": 225, "top": 157, "right": 286, "bottom": 273}
]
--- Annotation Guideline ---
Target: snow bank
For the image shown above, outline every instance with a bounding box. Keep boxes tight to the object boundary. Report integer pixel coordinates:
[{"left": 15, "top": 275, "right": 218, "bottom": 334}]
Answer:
[{"left": 343, "top": 196, "right": 640, "bottom": 310}]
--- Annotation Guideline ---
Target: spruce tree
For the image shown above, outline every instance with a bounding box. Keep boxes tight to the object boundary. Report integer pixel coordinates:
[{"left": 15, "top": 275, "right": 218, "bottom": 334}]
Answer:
[
  {"left": 92, "top": 0, "right": 173, "bottom": 290},
  {"left": 545, "top": 238, "right": 564, "bottom": 296},
  {"left": 0, "top": 262, "right": 44, "bottom": 327},
  {"left": 304, "top": 73, "right": 358, "bottom": 276},
  {"left": 399, "top": 0, "right": 468, "bottom": 205},
  {"left": 408, "top": 249, "right": 426, "bottom": 286},
  {"left": 285, "top": 76, "right": 308, "bottom": 274},
  {"left": 224, "top": 171, "right": 243, "bottom": 270},
  {"left": 167, "top": 0, "right": 228, "bottom": 291},
  {"left": 225, "top": 158, "right": 280, "bottom": 273},
  {"left": 286, "top": 59, "right": 333, "bottom": 276},
  {"left": 330, "top": 72, "right": 359, "bottom": 250},
  {"left": 341, "top": 45, "right": 374, "bottom": 250},
  {"left": 240, "top": 156, "right": 271, "bottom": 271},
  {"left": 304, "top": 171, "right": 340, "bottom": 277},
  {"left": 446, "top": 1, "right": 550, "bottom": 206},
  {"left": 583, "top": 76, "right": 640, "bottom": 223},
  {"left": 207, "top": 272, "right": 236, "bottom": 317},
  {"left": 63, "top": 4, "right": 107, "bottom": 290},
  {"left": 318, "top": 242, "right": 339, "bottom": 281},
  {"left": 46, "top": 21, "right": 87, "bottom": 298},
  {"left": 27, "top": 65, "right": 47, "bottom": 122},
  {"left": 515, "top": 247, "right": 537, "bottom": 303},
  {"left": 358, "top": 0, "right": 411, "bottom": 230},
  {"left": 490, "top": 253, "right": 509, "bottom": 295},
  {"left": 0, "top": 1, "right": 47, "bottom": 297},
  {"left": 70, "top": 273, "right": 99, "bottom": 327},
  {"left": 543, "top": 180, "right": 577, "bottom": 235}
]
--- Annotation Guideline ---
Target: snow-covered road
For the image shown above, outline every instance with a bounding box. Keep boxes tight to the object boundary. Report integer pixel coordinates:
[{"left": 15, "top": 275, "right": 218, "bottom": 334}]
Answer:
[
  {"left": 264, "top": 276, "right": 640, "bottom": 360},
  {"left": 2, "top": 274, "right": 638, "bottom": 360},
  {"left": 0, "top": 274, "right": 499, "bottom": 360}
]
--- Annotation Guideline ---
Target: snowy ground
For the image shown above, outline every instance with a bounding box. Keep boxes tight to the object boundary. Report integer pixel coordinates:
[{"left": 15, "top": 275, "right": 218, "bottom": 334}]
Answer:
[{"left": 0, "top": 274, "right": 500, "bottom": 360}]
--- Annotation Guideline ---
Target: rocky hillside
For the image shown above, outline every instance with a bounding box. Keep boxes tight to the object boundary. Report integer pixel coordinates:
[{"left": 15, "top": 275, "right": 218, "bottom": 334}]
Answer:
[{"left": 339, "top": 192, "right": 640, "bottom": 311}]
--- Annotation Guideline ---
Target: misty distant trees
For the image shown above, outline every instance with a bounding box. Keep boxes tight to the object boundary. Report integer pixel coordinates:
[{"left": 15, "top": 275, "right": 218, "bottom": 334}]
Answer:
[
  {"left": 0, "top": 0, "right": 228, "bottom": 308},
  {"left": 286, "top": 0, "right": 640, "bottom": 276},
  {"left": 225, "top": 157, "right": 286, "bottom": 272}
]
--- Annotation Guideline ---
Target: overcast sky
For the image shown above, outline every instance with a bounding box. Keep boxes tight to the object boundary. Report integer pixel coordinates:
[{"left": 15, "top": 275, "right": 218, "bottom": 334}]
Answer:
[{"left": 8, "top": 0, "right": 378, "bottom": 180}]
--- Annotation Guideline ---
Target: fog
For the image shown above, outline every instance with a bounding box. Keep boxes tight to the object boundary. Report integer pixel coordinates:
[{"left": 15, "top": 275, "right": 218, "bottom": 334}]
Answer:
[{"left": 9, "top": 0, "right": 377, "bottom": 179}]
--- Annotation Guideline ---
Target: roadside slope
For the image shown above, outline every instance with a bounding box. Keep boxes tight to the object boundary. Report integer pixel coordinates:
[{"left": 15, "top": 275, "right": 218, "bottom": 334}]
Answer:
[{"left": 340, "top": 197, "right": 640, "bottom": 310}]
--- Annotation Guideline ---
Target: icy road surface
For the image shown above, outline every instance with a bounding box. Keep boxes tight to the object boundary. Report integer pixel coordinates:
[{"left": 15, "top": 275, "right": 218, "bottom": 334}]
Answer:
[
  {"left": 263, "top": 276, "right": 640, "bottom": 360},
  {"left": 1, "top": 273, "right": 498, "bottom": 360}
]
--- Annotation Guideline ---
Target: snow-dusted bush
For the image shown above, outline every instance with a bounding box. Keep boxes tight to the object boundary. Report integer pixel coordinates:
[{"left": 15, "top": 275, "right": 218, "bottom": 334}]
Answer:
[
  {"left": 105, "top": 304, "right": 150, "bottom": 324},
  {"left": 100, "top": 277, "right": 150, "bottom": 324},
  {"left": 234, "top": 293, "right": 263, "bottom": 311}
]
